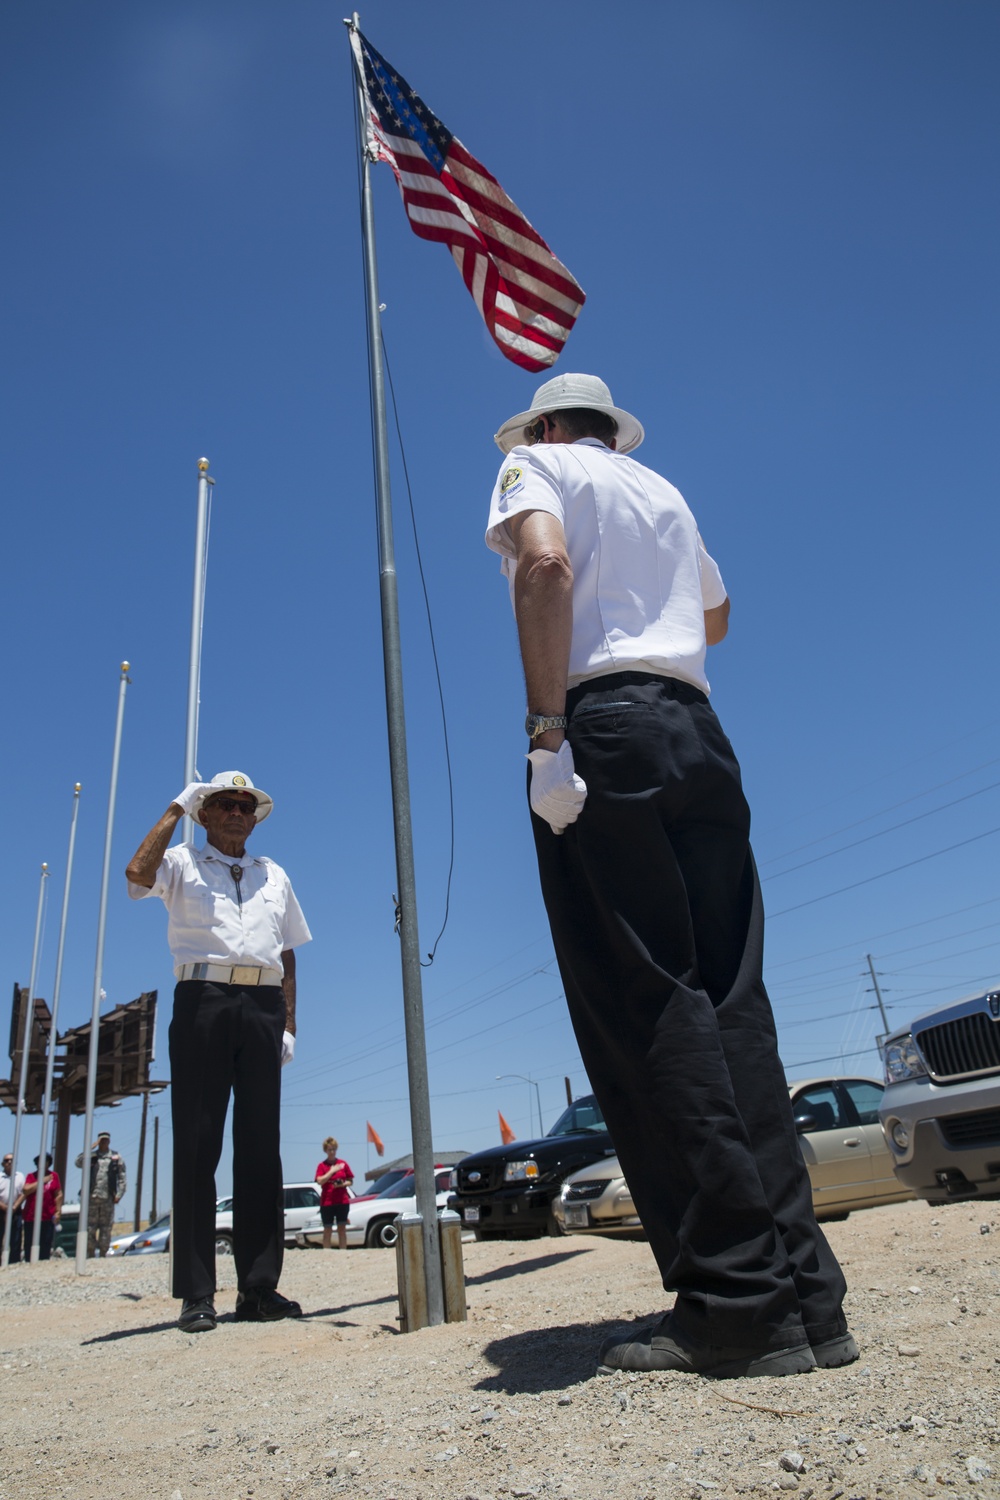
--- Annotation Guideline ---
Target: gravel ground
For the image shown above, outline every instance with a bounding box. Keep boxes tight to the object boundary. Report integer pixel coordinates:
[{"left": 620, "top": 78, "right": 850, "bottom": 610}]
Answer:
[{"left": 0, "top": 1199, "right": 998, "bottom": 1500}]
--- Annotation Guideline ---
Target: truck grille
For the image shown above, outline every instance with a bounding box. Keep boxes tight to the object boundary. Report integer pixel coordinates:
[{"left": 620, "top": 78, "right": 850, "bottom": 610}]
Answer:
[
  {"left": 455, "top": 1163, "right": 502, "bottom": 1194},
  {"left": 916, "top": 1011, "right": 1000, "bottom": 1082},
  {"left": 938, "top": 1108, "right": 1000, "bottom": 1148}
]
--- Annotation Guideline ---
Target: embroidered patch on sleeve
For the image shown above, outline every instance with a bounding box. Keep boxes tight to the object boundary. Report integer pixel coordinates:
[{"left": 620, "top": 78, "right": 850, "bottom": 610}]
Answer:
[{"left": 500, "top": 466, "right": 523, "bottom": 494}]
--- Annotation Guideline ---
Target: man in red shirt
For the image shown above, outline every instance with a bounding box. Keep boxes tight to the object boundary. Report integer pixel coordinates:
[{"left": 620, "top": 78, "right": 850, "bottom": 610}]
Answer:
[
  {"left": 22, "top": 1153, "right": 62, "bottom": 1261},
  {"left": 315, "top": 1138, "right": 353, "bottom": 1250}
]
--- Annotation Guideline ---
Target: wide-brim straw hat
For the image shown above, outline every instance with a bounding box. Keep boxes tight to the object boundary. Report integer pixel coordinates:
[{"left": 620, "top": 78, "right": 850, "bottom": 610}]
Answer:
[
  {"left": 195, "top": 771, "right": 273, "bottom": 823},
  {"left": 494, "top": 373, "right": 644, "bottom": 455}
]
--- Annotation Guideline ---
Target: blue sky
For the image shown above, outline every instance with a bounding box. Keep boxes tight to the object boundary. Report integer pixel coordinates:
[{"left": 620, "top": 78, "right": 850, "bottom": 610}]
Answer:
[{"left": 2, "top": 1, "right": 997, "bottom": 1206}]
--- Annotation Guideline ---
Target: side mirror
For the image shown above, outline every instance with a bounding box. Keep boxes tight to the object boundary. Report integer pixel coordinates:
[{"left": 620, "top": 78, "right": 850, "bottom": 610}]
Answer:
[{"left": 794, "top": 1113, "right": 818, "bottom": 1135}]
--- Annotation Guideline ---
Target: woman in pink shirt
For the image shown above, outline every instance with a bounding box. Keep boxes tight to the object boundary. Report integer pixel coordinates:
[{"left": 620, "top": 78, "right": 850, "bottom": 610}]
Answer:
[{"left": 315, "top": 1137, "right": 353, "bottom": 1250}]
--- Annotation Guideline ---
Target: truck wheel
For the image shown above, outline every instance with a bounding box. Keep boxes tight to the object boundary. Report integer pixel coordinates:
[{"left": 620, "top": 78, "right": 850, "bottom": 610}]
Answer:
[
  {"left": 545, "top": 1211, "right": 564, "bottom": 1238},
  {"left": 365, "top": 1217, "right": 398, "bottom": 1249},
  {"left": 215, "top": 1233, "right": 233, "bottom": 1255}
]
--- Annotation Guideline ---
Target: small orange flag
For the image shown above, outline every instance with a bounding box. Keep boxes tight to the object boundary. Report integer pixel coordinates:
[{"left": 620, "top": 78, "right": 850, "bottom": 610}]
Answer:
[
  {"left": 366, "top": 1121, "right": 385, "bottom": 1156},
  {"left": 498, "top": 1111, "right": 516, "bottom": 1145}
]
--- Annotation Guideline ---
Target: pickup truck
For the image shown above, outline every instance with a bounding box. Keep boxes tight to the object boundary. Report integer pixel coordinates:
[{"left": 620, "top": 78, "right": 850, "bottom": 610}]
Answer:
[
  {"left": 879, "top": 987, "right": 1000, "bottom": 1203},
  {"left": 449, "top": 1093, "right": 615, "bottom": 1239}
]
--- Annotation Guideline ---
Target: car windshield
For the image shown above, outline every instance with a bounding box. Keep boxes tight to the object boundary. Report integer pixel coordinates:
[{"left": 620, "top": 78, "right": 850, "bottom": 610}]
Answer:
[
  {"left": 367, "top": 1169, "right": 408, "bottom": 1196},
  {"left": 380, "top": 1175, "right": 418, "bottom": 1200},
  {"left": 546, "top": 1096, "right": 607, "bottom": 1137}
]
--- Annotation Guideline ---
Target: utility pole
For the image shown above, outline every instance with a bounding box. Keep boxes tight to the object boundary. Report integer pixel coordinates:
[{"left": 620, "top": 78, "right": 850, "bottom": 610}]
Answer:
[{"left": 866, "top": 954, "right": 891, "bottom": 1049}]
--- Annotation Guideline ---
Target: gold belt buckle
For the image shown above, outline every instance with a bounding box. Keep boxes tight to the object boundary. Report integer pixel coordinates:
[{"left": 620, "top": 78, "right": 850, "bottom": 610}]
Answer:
[{"left": 231, "top": 966, "right": 261, "bottom": 986}]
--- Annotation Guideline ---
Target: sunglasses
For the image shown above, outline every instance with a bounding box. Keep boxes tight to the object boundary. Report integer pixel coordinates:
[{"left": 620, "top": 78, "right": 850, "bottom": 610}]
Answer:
[{"left": 206, "top": 797, "right": 257, "bottom": 815}]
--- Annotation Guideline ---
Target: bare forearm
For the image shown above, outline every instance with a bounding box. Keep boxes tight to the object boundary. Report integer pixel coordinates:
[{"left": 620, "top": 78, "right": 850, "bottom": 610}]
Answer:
[
  {"left": 282, "top": 950, "right": 296, "bottom": 1035},
  {"left": 511, "top": 513, "right": 574, "bottom": 752},
  {"left": 125, "top": 804, "right": 185, "bottom": 888}
]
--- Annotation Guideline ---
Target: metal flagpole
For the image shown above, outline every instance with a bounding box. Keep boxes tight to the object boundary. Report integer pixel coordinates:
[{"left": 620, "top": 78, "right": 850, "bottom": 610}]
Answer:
[
  {"left": 1, "top": 863, "right": 49, "bottom": 1268},
  {"left": 182, "top": 459, "right": 213, "bottom": 842},
  {"left": 29, "top": 785, "right": 81, "bottom": 1263},
  {"left": 347, "top": 14, "right": 445, "bottom": 1327},
  {"left": 76, "top": 663, "right": 131, "bottom": 1274}
]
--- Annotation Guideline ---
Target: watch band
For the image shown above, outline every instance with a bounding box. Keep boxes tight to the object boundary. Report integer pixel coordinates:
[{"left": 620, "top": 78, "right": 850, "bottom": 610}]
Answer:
[{"left": 525, "top": 713, "right": 568, "bottom": 740}]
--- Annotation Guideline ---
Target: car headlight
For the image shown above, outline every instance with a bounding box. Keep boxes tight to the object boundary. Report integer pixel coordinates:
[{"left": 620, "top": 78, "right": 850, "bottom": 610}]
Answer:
[
  {"left": 449, "top": 1169, "right": 458, "bottom": 1190},
  {"left": 883, "top": 1035, "right": 927, "bottom": 1083},
  {"left": 503, "top": 1160, "right": 540, "bottom": 1182}
]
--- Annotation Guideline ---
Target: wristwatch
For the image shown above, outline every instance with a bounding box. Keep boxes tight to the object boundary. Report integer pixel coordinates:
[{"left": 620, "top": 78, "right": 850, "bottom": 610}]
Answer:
[{"left": 525, "top": 713, "right": 568, "bottom": 740}]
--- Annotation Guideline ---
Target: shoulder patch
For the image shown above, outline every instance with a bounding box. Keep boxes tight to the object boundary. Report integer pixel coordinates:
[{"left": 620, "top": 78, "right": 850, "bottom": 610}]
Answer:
[{"left": 500, "top": 466, "right": 523, "bottom": 493}]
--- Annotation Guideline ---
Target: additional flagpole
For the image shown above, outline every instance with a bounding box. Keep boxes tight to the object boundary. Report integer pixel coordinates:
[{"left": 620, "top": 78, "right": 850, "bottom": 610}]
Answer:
[
  {"left": 1, "top": 863, "right": 49, "bottom": 1268},
  {"left": 29, "top": 785, "right": 81, "bottom": 1263},
  {"left": 76, "top": 662, "right": 131, "bottom": 1274},
  {"left": 348, "top": 14, "right": 445, "bottom": 1328},
  {"left": 182, "top": 459, "right": 213, "bottom": 842}
]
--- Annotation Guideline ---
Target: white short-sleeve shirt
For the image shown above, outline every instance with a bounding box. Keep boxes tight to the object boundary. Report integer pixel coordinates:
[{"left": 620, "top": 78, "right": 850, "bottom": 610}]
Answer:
[
  {"left": 485, "top": 438, "right": 727, "bottom": 695},
  {"left": 128, "top": 842, "right": 312, "bottom": 977}
]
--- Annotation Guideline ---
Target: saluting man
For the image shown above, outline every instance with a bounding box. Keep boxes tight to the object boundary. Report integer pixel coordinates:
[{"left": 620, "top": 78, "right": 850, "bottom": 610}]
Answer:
[
  {"left": 126, "top": 771, "right": 311, "bottom": 1333},
  {"left": 485, "top": 374, "right": 853, "bottom": 1380}
]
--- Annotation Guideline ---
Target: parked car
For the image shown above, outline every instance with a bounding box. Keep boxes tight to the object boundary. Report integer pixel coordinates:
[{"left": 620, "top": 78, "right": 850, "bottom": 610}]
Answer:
[
  {"left": 215, "top": 1182, "right": 322, "bottom": 1253},
  {"left": 553, "top": 1076, "right": 911, "bottom": 1236},
  {"left": 53, "top": 1205, "right": 80, "bottom": 1256},
  {"left": 108, "top": 1212, "right": 172, "bottom": 1256},
  {"left": 297, "top": 1169, "right": 454, "bottom": 1249},
  {"left": 879, "top": 987, "right": 1000, "bottom": 1204},
  {"left": 449, "top": 1094, "right": 615, "bottom": 1239}
]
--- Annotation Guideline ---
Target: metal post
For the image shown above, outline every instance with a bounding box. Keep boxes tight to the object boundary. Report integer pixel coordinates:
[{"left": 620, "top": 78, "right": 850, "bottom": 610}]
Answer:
[
  {"left": 133, "top": 1091, "right": 148, "bottom": 1232},
  {"left": 182, "top": 460, "right": 212, "bottom": 842},
  {"left": 30, "top": 785, "right": 81, "bottom": 1263},
  {"left": 349, "top": 17, "right": 445, "bottom": 1327},
  {"left": 151, "top": 1114, "right": 159, "bottom": 1222},
  {"left": 76, "top": 663, "right": 131, "bottom": 1273},
  {"left": 2, "top": 864, "right": 49, "bottom": 1268}
]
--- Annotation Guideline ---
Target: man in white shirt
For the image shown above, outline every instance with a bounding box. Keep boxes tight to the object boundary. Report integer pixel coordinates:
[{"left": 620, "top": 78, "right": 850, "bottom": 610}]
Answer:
[
  {"left": 486, "top": 374, "right": 853, "bottom": 1380},
  {"left": 1, "top": 1152, "right": 25, "bottom": 1265},
  {"left": 126, "top": 771, "right": 311, "bottom": 1333}
]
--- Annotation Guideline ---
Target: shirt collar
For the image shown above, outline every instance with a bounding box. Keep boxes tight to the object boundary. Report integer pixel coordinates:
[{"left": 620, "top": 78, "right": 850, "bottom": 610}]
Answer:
[{"left": 199, "top": 842, "right": 262, "bottom": 866}]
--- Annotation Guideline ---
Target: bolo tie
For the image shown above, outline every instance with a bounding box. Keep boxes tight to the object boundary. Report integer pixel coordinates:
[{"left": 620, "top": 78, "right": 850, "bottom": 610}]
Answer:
[{"left": 229, "top": 863, "right": 243, "bottom": 913}]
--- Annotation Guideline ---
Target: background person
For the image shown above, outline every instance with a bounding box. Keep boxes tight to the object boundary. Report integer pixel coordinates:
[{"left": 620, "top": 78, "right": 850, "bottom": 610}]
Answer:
[
  {"left": 315, "top": 1138, "right": 353, "bottom": 1250},
  {"left": 1, "top": 1152, "right": 25, "bottom": 1264},
  {"left": 485, "top": 373, "right": 853, "bottom": 1380},
  {"left": 21, "top": 1153, "right": 62, "bottom": 1260},
  {"left": 74, "top": 1130, "right": 126, "bottom": 1257},
  {"left": 126, "top": 770, "right": 311, "bottom": 1333}
]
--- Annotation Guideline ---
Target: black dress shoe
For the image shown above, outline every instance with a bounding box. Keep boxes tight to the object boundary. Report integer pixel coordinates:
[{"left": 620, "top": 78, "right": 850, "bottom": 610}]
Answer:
[
  {"left": 178, "top": 1297, "right": 217, "bottom": 1332},
  {"left": 234, "top": 1287, "right": 303, "bottom": 1322}
]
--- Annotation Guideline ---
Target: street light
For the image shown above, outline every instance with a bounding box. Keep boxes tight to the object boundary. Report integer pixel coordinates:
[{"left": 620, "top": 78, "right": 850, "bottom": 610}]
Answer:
[{"left": 496, "top": 1074, "right": 544, "bottom": 1139}]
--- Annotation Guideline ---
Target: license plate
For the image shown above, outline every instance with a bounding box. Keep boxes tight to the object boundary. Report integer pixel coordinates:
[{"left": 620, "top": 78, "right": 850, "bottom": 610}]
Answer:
[
  {"left": 463, "top": 1207, "right": 480, "bottom": 1223},
  {"left": 563, "top": 1204, "right": 590, "bottom": 1228}
]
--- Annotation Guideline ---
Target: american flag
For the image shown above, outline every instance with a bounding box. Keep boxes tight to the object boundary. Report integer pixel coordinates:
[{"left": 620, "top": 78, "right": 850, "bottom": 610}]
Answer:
[{"left": 349, "top": 29, "right": 586, "bottom": 372}]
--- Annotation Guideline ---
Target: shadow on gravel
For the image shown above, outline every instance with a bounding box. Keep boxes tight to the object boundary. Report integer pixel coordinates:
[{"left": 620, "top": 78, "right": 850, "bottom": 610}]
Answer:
[
  {"left": 466, "top": 1248, "right": 593, "bottom": 1287},
  {"left": 80, "top": 1294, "right": 401, "bottom": 1342},
  {"left": 476, "top": 1317, "right": 635, "bottom": 1394},
  {"left": 82, "top": 1321, "right": 180, "bottom": 1343}
]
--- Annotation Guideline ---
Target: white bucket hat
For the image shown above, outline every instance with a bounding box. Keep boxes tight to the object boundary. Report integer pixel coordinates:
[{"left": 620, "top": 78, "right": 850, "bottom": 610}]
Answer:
[
  {"left": 197, "top": 770, "right": 273, "bottom": 823},
  {"left": 494, "top": 373, "right": 644, "bottom": 455}
]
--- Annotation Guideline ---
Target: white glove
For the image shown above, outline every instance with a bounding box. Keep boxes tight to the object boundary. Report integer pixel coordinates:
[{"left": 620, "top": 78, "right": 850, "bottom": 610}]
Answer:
[
  {"left": 527, "top": 741, "right": 588, "bottom": 835},
  {"left": 172, "top": 781, "right": 209, "bottom": 815},
  {"left": 281, "top": 1031, "right": 295, "bottom": 1067}
]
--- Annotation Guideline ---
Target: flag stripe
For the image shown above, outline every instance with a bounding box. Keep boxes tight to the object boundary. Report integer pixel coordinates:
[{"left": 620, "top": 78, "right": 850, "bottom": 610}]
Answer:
[{"left": 352, "top": 29, "right": 584, "bottom": 371}]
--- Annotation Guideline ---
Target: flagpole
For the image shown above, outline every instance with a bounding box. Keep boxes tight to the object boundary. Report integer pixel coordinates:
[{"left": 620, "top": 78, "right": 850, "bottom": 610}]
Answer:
[
  {"left": 1, "top": 863, "right": 49, "bottom": 1268},
  {"left": 182, "top": 459, "right": 212, "bottom": 842},
  {"left": 348, "top": 14, "right": 445, "bottom": 1328},
  {"left": 29, "top": 785, "right": 81, "bottom": 1263},
  {"left": 76, "top": 662, "right": 131, "bottom": 1274}
]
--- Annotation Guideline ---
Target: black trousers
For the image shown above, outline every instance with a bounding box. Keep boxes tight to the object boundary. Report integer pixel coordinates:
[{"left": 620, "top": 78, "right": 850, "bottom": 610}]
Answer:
[
  {"left": 533, "top": 672, "right": 847, "bottom": 1353},
  {"left": 169, "top": 980, "right": 285, "bottom": 1302},
  {"left": 20, "top": 1217, "right": 54, "bottom": 1260},
  {"left": 1, "top": 1207, "right": 22, "bottom": 1262}
]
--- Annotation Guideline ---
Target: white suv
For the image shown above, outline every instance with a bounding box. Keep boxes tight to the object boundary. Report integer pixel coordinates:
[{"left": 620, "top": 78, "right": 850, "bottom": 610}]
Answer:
[{"left": 215, "top": 1183, "right": 321, "bottom": 1253}]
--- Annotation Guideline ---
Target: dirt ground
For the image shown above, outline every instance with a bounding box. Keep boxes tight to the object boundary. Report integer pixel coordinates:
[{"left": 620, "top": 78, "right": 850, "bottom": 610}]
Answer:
[{"left": 0, "top": 1198, "right": 998, "bottom": 1500}]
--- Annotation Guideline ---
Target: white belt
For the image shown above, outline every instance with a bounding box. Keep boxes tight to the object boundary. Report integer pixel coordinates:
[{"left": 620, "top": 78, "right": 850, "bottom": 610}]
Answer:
[{"left": 177, "top": 963, "right": 283, "bottom": 987}]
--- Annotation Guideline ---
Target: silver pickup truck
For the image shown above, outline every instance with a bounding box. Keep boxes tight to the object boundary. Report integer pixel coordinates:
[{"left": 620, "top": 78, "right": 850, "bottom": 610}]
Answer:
[{"left": 878, "top": 987, "right": 1000, "bottom": 1204}]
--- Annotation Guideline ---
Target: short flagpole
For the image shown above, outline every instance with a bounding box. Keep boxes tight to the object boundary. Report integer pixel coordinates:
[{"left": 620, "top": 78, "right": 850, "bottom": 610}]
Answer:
[
  {"left": 348, "top": 13, "right": 446, "bottom": 1328},
  {"left": 182, "top": 459, "right": 213, "bottom": 841},
  {"left": 29, "top": 785, "right": 81, "bottom": 1263},
  {"left": 1, "top": 863, "right": 49, "bottom": 1268},
  {"left": 76, "top": 663, "right": 131, "bottom": 1274}
]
